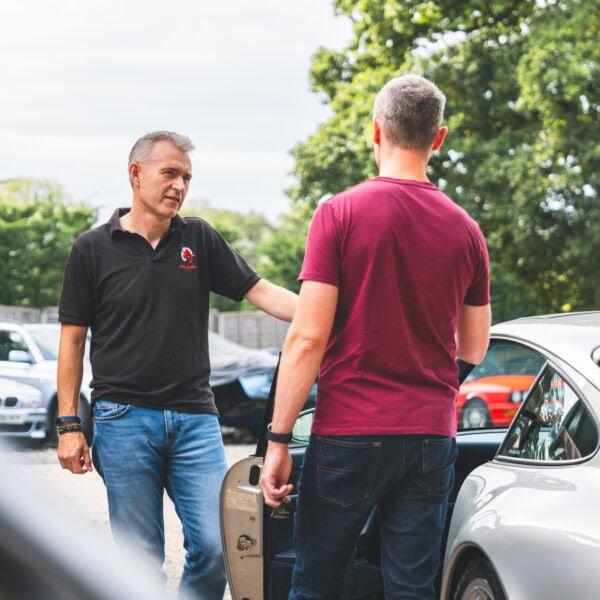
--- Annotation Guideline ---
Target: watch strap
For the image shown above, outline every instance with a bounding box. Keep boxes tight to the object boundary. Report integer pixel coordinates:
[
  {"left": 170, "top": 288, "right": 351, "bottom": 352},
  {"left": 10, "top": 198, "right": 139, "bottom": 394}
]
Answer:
[{"left": 266, "top": 424, "right": 293, "bottom": 444}]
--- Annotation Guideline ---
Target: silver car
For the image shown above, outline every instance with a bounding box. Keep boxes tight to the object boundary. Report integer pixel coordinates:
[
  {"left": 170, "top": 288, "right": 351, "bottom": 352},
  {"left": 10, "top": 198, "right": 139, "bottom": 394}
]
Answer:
[
  {"left": 0, "top": 377, "right": 44, "bottom": 438},
  {"left": 441, "top": 312, "right": 600, "bottom": 600},
  {"left": 0, "top": 322, "right": 93, "bottom": 441}
]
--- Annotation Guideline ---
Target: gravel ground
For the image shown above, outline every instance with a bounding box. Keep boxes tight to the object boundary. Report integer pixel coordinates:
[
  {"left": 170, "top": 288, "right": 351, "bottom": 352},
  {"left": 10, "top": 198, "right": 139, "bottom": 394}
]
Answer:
[{"left": 2, "top": 438, "right": 256, "bottom": 600}]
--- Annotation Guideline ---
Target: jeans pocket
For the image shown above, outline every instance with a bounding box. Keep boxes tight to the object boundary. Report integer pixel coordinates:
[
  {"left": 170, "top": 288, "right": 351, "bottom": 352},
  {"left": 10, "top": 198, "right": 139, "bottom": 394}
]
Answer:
[
  {"left": 415, "top": 436, "right": 457, "bottom": 495},
  {"left": 93, "top": 400, "right": 131, "bottom": 421},
  {"left": 316, "top": 437, "right": 381, "bottom": 508}
]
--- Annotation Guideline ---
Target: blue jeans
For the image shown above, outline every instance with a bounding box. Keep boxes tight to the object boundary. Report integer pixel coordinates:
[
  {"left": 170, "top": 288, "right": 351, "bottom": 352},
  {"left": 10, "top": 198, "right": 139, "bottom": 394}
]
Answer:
[
  {"left": 290, "top": 434, "right": 457, "bottom": 600},
  {"left": 91, "top": 401, "right": 228, "bottom": 600}
]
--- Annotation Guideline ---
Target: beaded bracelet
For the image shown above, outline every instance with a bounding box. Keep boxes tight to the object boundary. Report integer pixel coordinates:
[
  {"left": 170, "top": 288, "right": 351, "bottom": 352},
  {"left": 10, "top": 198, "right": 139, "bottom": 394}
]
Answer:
[{"left": 57, "top": 423, "right": 83, "bottom": 435}]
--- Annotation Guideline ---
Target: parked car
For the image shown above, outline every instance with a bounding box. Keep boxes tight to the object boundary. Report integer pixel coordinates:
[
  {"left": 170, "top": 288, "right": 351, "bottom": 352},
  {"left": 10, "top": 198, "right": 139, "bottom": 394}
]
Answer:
[
  {"left": 220, "top": 311, "right": 600, "bottom": 600},
  {"left": 0, "top": 321, "right": 284, "bottom": 442},
  {"left": 456, "top": 344, "right": 545, "bottom": 429},
  {"left": 0, "top": 321, "right": 93, "bottom": 442},
  {"left": 440, "top": 311, "right": 600, "bottom": 600},
  {"left": 211, "top": 331, "right": 317, "bottom": 438},
  {"left": 0, "top": 377, "right": 44, "bottom": 439},
  {"left": 209, "top": 331, "right": 279, "bottom": 438}
]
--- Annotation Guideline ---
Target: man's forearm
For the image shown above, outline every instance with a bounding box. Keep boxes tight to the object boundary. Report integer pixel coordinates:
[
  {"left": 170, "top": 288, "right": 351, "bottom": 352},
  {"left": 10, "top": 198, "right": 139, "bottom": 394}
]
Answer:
[
  {"left": 270, "top": 332, "right": 325, "bottom": 434},
  {"left": 245, "top": 279, "right": 298, "bottom": 322},
  {"left": 57, "top": 325, "right": 87, "bottom": 416},
  {"left": 57, "top": 353, "right": 83, "bottom": 416}
]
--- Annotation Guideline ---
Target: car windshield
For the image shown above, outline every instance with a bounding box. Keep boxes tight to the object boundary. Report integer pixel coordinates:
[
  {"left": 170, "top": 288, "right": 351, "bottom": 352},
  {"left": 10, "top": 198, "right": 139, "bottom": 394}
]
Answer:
[{"left": 26, "top": 326, "right": 90, "bottom": 362}]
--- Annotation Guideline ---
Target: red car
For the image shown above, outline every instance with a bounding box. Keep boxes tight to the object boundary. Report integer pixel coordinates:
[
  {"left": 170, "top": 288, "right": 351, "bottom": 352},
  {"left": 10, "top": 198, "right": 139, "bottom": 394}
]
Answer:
[{"left": 457, "top": 374, "right": 536, "bottom": 429}]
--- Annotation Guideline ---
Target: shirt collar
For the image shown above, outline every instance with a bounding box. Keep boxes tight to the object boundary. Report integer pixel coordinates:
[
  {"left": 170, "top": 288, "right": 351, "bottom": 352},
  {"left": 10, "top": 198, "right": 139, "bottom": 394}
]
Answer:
[{"left": 108, "top": 208, "right": 187, "bottom": 238}]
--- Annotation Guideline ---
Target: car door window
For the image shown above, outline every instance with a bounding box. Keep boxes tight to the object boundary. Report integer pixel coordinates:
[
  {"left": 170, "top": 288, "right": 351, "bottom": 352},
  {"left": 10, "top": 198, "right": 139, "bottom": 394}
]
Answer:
[
  {"left": 499, "top": 367, "right": 598, "bottom": 461},
  {"left": 0, "top": 330, "right": 29, "bottom": 362},
  {"left": 458, "top": 343, "right": 545, "bottom": 430}
]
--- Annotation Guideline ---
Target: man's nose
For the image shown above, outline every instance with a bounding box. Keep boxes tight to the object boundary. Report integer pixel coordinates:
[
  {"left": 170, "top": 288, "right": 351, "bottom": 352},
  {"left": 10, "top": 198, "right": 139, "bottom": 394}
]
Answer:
[{"left": 172, "top": 176, "right": 187, "bottom": 193}]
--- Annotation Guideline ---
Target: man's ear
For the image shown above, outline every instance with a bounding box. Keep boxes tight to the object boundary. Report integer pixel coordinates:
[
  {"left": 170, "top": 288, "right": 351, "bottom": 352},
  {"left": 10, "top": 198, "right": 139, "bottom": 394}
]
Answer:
[
  {"left": 373, "top": 117, "right": 382, "bottom": 145},
  {"left": 129, "top": 162, "right": 141, "bottom": 186},
  {"left": 431, "top": 126, "right": 448, "bottom": 151}
]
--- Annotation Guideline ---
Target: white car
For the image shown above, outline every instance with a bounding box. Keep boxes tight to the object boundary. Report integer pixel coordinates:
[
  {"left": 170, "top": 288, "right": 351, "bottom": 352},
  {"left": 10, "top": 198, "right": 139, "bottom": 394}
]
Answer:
[
  {"left": 0, "top": 377, "right": 44, "bottom": 439},
  {"left": 0, "top": 322, "right": 93, "bottom": 441}
]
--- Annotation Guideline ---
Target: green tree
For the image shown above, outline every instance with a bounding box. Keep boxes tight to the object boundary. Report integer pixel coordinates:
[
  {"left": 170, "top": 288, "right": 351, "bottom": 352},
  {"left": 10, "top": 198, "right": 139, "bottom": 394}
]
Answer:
[
  {"left": 259, "top": 202, "right": 315, "bottom": 293},
  {"left": 0, "top": 179, "right": 97, "bottom": 309},
  {"left": 289, "top": 0, "right": 599, "bottom": 321},
  {"left": 181, "top": 200, "right": 274, "bottom": 311}
]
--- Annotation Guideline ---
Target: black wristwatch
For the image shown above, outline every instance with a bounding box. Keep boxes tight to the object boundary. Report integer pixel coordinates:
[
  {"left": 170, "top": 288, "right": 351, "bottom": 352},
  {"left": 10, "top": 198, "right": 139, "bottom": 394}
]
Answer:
[{"left": 266, "top": 424, "right": 293, "bottom": 444}]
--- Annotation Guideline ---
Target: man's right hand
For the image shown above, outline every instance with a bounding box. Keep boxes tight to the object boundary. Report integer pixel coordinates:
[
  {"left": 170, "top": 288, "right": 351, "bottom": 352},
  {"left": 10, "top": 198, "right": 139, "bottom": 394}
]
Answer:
[{"left": 58, "top": 432, "right": 93, "bottom": 474}]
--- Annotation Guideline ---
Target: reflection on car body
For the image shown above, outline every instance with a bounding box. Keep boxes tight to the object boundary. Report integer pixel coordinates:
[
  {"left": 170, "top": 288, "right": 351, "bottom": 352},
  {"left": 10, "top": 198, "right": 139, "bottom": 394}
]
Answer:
[{"left": 220, "top": 311, "right": 600, "bottom": 600}]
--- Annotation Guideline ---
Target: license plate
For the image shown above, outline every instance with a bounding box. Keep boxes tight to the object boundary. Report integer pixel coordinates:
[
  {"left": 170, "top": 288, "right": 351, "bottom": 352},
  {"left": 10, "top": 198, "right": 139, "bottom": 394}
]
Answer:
[{"left": 0, "top": 413, "right": 26, "bottom": 424}]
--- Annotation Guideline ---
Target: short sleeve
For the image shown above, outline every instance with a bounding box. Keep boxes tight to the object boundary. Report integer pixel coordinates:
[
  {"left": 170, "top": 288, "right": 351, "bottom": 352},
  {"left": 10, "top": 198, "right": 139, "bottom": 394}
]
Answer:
[
  {"left": 463, "top": 224, "right": 490, "bottom": 306},
  {"left": 299, "top": 201, "right": 341, "bottom": 286},
  {"left": 58, "top": 241, "right": 95, "bottom": 326},
  {"left": 205, "top": 226, "right": 260, "bottom": 301}
]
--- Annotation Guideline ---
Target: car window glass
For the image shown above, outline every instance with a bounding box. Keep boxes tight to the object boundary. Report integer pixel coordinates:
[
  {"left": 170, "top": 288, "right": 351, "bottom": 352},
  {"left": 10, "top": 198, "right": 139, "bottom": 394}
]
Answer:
[
  {"left": 291, "top": 410, "right": 314, "bottom": 445},
  {"left": 499, "top": 367, "right": 598, "bottom": 461},
  {"left": 0, "top": 330, "right": 29, "bottom": 361},
  {"left": 458, "top": 344, "right": 545, "bottom": 430}
]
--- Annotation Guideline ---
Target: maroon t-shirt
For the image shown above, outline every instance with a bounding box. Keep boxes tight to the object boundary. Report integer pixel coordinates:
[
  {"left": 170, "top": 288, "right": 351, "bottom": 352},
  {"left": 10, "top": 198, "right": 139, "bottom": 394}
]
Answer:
[{"left": 300, "top": 177, "right": 490, "bottom": 437}]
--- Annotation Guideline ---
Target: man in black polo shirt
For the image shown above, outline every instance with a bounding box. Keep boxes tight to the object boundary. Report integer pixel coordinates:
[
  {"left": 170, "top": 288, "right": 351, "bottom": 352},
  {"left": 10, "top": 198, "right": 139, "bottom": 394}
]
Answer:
[{"left": 56, "top": 131, "right": 297, "bottom": 600}]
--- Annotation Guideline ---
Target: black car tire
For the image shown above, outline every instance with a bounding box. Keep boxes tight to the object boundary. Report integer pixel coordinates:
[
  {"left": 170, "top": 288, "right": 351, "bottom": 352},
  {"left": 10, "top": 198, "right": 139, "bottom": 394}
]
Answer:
[
  {"left": 453, "top": 557, "right": 506, "bottom": 600},
  {"left": 460, "top": 398, "right": 491, "bottom": 429}
]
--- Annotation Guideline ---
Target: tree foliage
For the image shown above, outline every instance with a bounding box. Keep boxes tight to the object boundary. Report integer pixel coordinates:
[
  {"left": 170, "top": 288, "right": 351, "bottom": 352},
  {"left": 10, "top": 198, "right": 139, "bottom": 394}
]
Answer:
[
  {"left": 288, "top": 0, "right": 599, "bottom": 321},
  {"left": 0, "top": 179, "right": 97, "bottom": 309},
  {"left": 182, "top": 200, "right": 274, "bottom": 311}
]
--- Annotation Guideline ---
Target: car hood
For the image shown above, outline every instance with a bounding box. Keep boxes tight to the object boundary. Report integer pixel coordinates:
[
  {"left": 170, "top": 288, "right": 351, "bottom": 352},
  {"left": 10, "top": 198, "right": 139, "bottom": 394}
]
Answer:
[{"left": 208, "top": 334, "right": 278, "bottom": 388}]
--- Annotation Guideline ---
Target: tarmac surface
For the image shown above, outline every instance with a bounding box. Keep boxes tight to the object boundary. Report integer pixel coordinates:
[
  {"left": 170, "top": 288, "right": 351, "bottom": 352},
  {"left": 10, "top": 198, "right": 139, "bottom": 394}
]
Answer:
[{"left": 3, "top": 438, "right": 256, "bottom": 600}]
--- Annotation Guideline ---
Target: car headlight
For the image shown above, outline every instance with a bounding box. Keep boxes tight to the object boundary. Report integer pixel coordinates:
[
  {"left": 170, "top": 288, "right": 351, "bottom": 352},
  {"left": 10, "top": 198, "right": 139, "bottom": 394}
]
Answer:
[
  {"left": 509, "top": 390, "right": 527, "bottom": 403},
  {"left": 17, "top": 390, "right": 44, "bottom": 408}
]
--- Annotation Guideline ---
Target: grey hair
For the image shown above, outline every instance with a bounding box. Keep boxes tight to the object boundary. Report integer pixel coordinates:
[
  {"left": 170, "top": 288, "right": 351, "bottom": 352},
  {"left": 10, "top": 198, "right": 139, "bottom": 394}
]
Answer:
[
  {"left": 128, "top": 131, "right": 195, "bottom": 186},
  {"left": 373, "top": 75, "right": 446, "bottom": 151}
]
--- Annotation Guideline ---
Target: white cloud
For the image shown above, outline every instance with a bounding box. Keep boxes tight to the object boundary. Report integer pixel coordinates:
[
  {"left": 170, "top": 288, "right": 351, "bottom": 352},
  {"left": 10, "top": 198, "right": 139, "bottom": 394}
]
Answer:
[{"left": 0, "top": 0, "right": 351, "bottom": 222}]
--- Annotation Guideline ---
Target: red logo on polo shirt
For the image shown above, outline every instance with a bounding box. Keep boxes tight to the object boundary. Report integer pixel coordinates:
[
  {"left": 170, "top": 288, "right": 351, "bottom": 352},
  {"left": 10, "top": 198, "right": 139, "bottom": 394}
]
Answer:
[{"left": 179, "top": 247, "right": 197, "bottom": 270}]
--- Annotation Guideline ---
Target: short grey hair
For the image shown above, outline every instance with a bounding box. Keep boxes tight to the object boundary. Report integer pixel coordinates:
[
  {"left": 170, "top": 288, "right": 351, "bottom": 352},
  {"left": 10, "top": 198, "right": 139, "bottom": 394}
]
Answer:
[
  {"left": 373, "top": 75, "right": 446, "bottom": 151},
  {"left": 128, "top": 131, "right": 195, "bottom": 186}
]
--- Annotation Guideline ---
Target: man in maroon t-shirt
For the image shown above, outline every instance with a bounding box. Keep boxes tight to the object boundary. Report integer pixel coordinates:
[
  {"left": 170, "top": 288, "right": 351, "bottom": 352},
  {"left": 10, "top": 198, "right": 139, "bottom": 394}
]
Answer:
[{"left": 261, "top": 75, "right": 491, "bottom": 599}]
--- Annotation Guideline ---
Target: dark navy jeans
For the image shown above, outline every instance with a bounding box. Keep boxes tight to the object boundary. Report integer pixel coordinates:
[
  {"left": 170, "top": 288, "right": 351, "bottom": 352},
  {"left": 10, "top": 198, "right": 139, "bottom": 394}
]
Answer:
[
  {"left": 91, "top": 401, "right": 228, "bottom": 600},
  {"left": 290, "top": 434, "right": 457, "bottom": 600}
]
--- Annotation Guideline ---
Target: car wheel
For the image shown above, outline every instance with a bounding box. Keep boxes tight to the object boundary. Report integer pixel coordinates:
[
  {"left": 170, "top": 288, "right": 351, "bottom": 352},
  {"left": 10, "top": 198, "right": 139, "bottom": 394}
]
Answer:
[
  {"left": 453, "top": 557, "right": 505, "bottom": 600},
  {"left": 460, "top": 399, "right": 490, "bottom": 429}
]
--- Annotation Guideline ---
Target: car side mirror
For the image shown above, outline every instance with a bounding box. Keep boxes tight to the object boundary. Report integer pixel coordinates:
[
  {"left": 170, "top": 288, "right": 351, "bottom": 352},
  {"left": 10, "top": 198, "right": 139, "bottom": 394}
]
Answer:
[{"left": 8, "top": 350, "right": 32, "bottom": 364}]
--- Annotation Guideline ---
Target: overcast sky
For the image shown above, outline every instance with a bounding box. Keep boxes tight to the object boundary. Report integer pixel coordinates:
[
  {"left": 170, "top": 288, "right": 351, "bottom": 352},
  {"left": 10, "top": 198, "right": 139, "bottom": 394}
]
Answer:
[{"left": 1, "top": 1, "right": 352, "bottom": 223}]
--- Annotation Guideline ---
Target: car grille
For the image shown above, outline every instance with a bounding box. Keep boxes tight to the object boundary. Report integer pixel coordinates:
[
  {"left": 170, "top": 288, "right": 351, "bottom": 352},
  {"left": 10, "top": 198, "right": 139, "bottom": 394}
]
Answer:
[{"left": 0, "top": 424, "right": 30, "bottom": 432}]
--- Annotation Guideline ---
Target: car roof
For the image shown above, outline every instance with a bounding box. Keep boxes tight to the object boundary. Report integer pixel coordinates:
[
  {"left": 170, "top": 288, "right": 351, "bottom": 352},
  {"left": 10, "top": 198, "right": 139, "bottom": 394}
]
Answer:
[{"left": 490, "top": 311, "right": 600, "bottom": 386}]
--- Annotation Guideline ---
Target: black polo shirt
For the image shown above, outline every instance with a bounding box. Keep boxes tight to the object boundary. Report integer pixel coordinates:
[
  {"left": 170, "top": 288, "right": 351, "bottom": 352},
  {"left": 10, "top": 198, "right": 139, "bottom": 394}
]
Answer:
[{"left": 59, "top": 208, "right": 260, "bottom": 413}]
